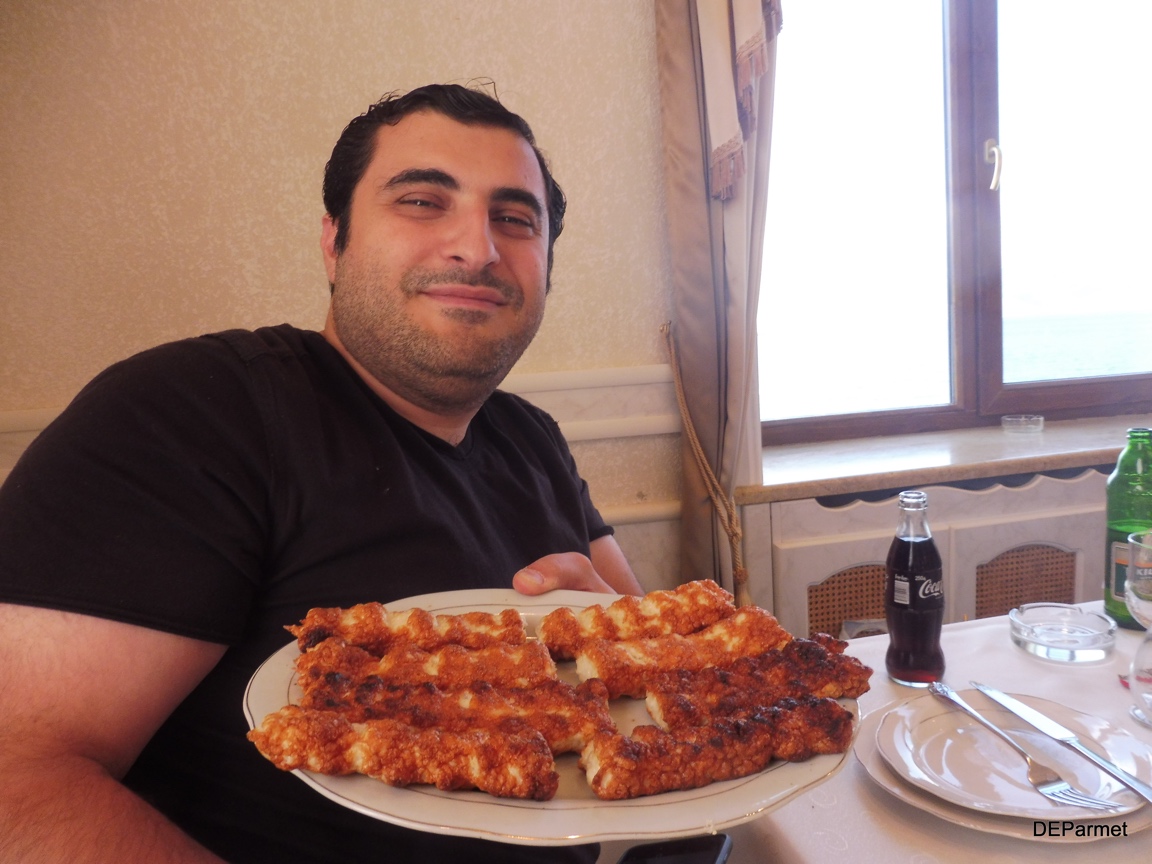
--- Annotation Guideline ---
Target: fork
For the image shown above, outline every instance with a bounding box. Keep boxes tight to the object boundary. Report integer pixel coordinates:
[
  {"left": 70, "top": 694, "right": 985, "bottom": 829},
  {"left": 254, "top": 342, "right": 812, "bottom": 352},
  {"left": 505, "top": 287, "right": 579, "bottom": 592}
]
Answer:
[{"left": 927, "top": 682, "right": 1119, "bottom": 811}]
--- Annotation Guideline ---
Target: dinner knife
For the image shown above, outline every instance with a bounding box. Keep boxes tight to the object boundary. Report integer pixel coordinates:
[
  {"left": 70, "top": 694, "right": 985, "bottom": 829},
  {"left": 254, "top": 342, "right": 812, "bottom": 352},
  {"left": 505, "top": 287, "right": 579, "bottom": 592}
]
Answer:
[{"left": 971, "top": 681, "right": 1152, "bottom": 807}]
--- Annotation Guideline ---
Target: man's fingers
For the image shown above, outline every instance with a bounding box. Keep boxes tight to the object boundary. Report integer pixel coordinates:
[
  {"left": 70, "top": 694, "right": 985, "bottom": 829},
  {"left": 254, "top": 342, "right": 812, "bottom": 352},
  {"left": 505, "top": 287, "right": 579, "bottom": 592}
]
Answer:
[{"left": 512, "top": 552, "right": 616, "bottom": 595}]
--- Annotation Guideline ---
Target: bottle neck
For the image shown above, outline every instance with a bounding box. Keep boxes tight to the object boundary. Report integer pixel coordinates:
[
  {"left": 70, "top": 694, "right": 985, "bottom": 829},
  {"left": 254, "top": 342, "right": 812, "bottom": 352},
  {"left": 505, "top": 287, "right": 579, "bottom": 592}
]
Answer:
[
  {"left": 1117, "top": 431, "right": 1152, "bottom": 475},
  {"left": 895, "top": 491, "right": 933, "bottom": 540},
  {"left": 897, "top": 508, "right": 932, "bottom": 541}
]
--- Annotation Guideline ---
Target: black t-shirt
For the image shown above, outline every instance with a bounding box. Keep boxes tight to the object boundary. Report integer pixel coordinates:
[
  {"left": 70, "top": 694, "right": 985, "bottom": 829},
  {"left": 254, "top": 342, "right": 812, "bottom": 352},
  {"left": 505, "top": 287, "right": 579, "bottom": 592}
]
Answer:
[{"left": 0, "top": 325, "right": 607, "bottom": 863}]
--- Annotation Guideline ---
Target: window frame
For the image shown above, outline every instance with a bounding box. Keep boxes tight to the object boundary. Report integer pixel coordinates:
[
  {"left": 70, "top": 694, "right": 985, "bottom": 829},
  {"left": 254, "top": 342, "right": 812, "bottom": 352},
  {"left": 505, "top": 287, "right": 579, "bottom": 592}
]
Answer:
[{"left": 760, "top": 0, "right": 1152, "bottom": 447}]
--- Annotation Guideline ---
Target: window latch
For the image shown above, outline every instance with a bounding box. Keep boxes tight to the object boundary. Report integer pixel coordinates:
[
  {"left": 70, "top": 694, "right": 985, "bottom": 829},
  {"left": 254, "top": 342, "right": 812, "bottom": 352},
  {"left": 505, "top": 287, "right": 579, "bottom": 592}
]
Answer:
[{"left": 983, "top": 139, "right": 1002, "bottom": 191}]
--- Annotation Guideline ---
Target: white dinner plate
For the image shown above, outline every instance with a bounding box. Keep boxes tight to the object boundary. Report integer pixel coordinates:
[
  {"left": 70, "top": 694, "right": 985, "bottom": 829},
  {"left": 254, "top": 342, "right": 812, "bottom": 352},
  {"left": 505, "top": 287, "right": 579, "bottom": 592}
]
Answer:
[
  {"left": 243, "top": 588, "right": 858, "bottom": 846},
  {"left": 855, "top": 706, "right": 1152, "bottom": 842},
  {"left": 875, "top": 690, "right": 1151, "bottom": 820}
]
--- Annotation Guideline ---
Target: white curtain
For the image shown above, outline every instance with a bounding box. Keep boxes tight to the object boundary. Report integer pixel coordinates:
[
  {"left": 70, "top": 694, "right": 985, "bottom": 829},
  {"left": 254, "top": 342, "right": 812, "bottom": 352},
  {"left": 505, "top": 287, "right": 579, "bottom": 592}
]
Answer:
[{"left": 656, "top": 0, "right": 781, "bottom": 604}]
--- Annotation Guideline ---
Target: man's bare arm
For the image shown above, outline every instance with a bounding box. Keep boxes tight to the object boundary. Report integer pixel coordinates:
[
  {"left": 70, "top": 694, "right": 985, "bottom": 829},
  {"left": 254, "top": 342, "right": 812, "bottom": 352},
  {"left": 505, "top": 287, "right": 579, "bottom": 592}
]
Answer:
[
  {"left": 0, "top": 603, "right": 229, "bottom": 863},
  {"left": 588, "top": 534, "right": 643, "bottom": 595}
]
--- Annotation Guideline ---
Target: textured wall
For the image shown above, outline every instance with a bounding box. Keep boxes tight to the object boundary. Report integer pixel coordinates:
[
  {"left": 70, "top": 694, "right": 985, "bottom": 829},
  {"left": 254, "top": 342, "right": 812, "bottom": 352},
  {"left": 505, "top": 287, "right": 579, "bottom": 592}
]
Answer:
[{"left": 0, "top": 0, "right": 672, "bottom": 411}]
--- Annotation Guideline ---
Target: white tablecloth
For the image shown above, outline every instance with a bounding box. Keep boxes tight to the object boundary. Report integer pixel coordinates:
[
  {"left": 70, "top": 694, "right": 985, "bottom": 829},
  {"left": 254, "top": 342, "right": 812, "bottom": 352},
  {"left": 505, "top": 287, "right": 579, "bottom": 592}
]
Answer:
[{"left": 598, "top": 603, "right": 1152, "bottom": 863}]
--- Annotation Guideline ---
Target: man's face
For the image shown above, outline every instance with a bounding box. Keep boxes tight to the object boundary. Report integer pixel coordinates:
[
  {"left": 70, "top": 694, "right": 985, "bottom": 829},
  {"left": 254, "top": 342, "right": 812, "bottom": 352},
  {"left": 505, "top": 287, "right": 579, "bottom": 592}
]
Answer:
[{"left": 322, "top": 110, "right": 550, "bottom": 417}]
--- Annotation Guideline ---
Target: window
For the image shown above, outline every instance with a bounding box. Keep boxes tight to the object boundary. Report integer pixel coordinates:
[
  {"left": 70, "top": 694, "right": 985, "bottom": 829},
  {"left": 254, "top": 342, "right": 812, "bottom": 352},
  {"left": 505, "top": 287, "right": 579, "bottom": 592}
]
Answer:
[{"left": 757, "top": 0, "right": 1152, "bottom": 446}]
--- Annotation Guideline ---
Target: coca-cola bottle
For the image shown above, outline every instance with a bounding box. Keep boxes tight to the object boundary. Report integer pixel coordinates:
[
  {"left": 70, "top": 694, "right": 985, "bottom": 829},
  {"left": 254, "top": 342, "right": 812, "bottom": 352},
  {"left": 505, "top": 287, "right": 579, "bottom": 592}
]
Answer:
[{"left": 884, "top": 490, "right": 945, "bottom": 686}]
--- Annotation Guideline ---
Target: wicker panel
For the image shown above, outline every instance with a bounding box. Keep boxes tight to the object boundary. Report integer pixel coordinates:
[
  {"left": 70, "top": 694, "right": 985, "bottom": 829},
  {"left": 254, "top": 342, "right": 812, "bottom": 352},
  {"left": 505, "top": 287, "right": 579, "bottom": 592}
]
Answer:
[
  {"left": 806, "top": 564, "right": 886, "bottom": 638},
  {"left": 975, "top": 543, "right": 1076, "bottom": 619}
]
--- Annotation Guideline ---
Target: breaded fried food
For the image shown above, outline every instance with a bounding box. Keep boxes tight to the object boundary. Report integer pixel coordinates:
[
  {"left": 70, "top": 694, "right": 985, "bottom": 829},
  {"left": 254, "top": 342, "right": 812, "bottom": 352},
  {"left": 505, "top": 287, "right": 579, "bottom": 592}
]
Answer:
[
  {"left": 248, "top": 705, "right": 559, "bottom": 800},
  {"left": 644, "top": 638, "right": 873, "bottom": 729},
  {"left": 763, "top": 696, "right": 857, "bottom": 761},
  {"left": 288, "top": 603, "right": 525, "bottom": 654},
  {"left": 580, "top": 696, "right": 854, "bottom": 800},
  {"left": 810, "top": 631, "right": 849, "bottom": 654},
  {"left": 299, "top": 677, "right": 616, "bottom": 754},
  {"left": 295, "top": 638, "right": 558, "bottom": 696},
  {"left": 538, "top": 580, "right": 736, "bottom": 660},
  {"left": 574, "top": 606, "right": 792, "bottom": 698}
]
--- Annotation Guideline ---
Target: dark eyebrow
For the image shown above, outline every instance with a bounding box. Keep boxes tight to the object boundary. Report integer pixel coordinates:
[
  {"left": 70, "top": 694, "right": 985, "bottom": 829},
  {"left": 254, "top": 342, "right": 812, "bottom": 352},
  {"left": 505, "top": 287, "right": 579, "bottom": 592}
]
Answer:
[{"left": 382, "top": 167, "right": 459, "bottom": 191}]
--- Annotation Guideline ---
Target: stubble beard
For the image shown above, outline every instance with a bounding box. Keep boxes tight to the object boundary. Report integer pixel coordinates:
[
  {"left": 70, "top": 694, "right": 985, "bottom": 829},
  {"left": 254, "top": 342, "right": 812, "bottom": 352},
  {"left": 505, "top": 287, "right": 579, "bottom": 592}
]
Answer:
[{"left": 330, "top": 258, "right": 545, "bottom": 416}]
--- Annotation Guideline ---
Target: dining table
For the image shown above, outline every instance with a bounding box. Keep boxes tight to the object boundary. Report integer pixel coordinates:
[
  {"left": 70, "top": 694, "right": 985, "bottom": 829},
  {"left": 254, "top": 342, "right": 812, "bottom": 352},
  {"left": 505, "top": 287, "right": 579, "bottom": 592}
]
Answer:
[{"left": 596, "top": 601, "right": 1152, "bottom": 863}]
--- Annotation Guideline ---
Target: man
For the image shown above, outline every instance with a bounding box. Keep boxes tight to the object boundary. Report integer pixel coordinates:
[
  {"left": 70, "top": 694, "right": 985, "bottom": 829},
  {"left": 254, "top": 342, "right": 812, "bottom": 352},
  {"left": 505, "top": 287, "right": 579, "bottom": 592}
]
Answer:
[{"left": 0, "top": 84, "right": 642, "bottom": 863}]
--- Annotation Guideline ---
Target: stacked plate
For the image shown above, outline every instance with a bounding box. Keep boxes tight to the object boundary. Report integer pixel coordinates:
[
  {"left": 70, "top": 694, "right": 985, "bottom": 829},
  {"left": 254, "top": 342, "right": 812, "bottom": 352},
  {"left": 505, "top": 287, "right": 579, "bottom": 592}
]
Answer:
[{"left": 854, "top": 689, "right": 1152, "bottom": 841}]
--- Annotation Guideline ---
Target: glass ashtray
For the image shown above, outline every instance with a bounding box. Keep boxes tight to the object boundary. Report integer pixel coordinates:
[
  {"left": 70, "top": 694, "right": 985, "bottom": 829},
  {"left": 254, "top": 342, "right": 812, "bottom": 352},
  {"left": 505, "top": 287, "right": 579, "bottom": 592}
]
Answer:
[{"left": 1008, "top": 603, "right": 1116, "bottom": 663}]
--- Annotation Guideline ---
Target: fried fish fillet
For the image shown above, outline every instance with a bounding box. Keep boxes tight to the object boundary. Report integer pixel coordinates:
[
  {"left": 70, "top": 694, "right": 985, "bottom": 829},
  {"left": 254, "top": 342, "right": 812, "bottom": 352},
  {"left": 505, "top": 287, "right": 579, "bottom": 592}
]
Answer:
[
  {"left": 288, "top": 603, "right": 526, "bottom": 654},
  {"left": 538, "top": 580, "right": 736, "bottom": 660},
  {"left": 573, "top": 606, "right": 792, "bottom": 698},
  {"left": 299, "top": 676, "right": 616, "bottom": 754},
  {"left": 644, "top": 638, "right": 873, "bottom": 729},
  {"left": 248, "top": 705, "right": 559, "bottom": 800},
  {"left": 580, "top": 696, "right": 855, "bottom": 800},
  {"left": 295, "top": 637, "right": 558, "bottom": 696}
]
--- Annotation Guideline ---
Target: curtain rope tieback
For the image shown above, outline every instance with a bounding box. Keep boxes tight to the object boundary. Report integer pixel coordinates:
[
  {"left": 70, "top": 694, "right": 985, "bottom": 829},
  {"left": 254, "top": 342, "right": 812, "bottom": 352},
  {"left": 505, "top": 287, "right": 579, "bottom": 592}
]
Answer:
[{"left": 661, "top": 322, "right": 752, "bottom": 607}]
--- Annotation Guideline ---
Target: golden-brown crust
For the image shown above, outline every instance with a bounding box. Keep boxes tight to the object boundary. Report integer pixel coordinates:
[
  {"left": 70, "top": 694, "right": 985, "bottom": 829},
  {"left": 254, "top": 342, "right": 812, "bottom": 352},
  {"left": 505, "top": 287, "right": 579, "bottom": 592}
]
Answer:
[
  {"left": 644, "top": 638, "right": 872, "bottom": 729},
  {"left": 580, "top": 696, "right": 854, "bottom": 800},
  {"left": 299, "top": 676, "right": 615, "bottom": 754},
  {"left": 295, "top": 637, "right": 558, "bottom": 695},
  {"left": 253, "top": 590, "right": 869, "bottom": 805},
  {"left": 248, "top": 705, "right": 559, "bottom": 800},
  {"left": 810, "top": 631, "right": 849, "bottom": 654},
  {"left": 574, "top": 606, "right": 792, "bottom": 698},
  {"left": 538, "top": 580, "right": 736, "bottom": 660},
  {"left": 762, "top": 696, "right": 857, "bottom": 762},
  {"left": 288, "top": 604, "right": 525, "bottom": 654}
]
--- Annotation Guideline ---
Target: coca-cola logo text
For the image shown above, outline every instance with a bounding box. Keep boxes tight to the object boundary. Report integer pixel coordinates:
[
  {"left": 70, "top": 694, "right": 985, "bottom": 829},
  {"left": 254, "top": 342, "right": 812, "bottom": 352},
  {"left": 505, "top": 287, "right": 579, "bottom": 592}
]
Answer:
[{"left": 918, "top": 579, "right": 943, "bottom": 600}]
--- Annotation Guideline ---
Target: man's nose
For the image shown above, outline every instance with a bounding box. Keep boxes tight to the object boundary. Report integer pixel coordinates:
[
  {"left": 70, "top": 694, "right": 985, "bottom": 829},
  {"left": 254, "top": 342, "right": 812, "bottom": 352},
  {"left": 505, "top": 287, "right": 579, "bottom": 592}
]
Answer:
[{"left": 444, "top": 207, "right": 500, "bottom": 271}]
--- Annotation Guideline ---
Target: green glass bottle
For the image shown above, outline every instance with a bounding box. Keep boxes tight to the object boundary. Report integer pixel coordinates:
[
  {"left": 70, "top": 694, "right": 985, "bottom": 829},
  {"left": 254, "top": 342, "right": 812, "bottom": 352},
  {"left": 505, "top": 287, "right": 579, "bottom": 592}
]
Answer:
[{"left": 1104, "top": 427, "right": 1152, "bottom": 630}]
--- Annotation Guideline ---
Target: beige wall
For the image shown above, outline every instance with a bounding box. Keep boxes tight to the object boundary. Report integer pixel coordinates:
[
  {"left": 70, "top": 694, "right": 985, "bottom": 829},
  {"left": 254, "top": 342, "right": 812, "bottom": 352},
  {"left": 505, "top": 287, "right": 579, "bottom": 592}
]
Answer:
[
  {"left": 0, "top": 1, "right": 681, "bottom": 575},
  {"left": 1, "top": 0, "right": 672, "bottom": 405}
]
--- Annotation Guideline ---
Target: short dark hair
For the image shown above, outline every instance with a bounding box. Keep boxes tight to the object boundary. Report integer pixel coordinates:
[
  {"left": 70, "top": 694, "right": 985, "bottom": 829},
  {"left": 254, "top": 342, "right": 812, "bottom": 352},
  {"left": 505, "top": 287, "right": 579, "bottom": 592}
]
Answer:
[{"left": 322, "top": 83, "right": 566, "bottom": 277}]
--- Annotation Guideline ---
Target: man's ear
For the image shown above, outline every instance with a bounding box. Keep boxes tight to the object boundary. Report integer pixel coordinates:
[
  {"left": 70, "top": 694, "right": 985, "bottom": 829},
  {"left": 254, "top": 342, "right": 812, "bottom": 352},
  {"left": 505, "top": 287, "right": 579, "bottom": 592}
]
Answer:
[{"left": 321, "top": 214, "right": 339, "bottom": 285}]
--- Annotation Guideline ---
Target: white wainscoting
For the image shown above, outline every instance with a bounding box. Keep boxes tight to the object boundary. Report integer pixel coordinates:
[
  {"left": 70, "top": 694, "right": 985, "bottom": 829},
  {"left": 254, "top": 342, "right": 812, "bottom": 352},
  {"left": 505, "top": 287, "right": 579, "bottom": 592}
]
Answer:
[
  {"left": 502, "top": 364, "right": 681, "bottom": 443},
  {"left": 502, "top": 364, "right": 683, "bottom": 592},
  {"left": 742, "top": 469, "right": 1107, "bottom": 637}
]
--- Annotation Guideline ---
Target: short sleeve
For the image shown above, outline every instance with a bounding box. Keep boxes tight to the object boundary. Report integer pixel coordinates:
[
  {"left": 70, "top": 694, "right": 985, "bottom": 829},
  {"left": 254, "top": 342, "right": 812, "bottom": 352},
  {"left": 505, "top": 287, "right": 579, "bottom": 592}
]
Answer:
[{"left": 0, "top": 338, "right": 272, "bottom": 643}]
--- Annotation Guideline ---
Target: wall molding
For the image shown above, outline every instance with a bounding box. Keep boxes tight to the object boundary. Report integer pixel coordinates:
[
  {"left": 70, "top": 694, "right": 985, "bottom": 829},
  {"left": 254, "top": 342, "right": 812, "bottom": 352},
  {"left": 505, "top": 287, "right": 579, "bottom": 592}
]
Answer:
[
  {"left": 600, "top": 499, "right": 681, "bottom": 526},
  {"left": 503, "top": 365, "right": 684, "bottom": 524},
  {"left": 558, "top": 414, "right": 681, "bottom": 442},
  {"left": 502, "top": 364, "right": 674, "bottom": 393},
  {"left": 502, "top": 363, "right": 681, "bottom": 443},
  {"left": 1, "top": 365, "right": 685, "bottom": 526},
  {"left": 0, "top": 408, "right": 60, "bottom": 433}
]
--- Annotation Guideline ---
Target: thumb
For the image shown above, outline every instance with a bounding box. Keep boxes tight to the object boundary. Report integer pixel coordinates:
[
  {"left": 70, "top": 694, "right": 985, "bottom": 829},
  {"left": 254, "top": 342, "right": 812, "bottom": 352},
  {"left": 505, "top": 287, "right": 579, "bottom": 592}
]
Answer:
[
  {"left": 511, "top": 566, "right": 555, "bottom": 595},
  {"left": 512, "top": 552, "right": 615, "bottom": 595}
]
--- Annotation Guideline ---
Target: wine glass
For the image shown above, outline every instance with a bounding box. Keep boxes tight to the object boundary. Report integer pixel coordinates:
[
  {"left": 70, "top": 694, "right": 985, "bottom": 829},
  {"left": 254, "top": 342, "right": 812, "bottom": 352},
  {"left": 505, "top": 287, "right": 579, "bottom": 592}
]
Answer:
[{"left": 1126, "top": 533, "right": 1152, "bottom": 728}]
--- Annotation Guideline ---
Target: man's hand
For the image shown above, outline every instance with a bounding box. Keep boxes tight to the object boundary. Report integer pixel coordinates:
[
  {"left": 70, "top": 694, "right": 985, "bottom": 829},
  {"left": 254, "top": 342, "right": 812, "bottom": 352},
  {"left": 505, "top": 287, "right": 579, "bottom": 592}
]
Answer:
[
  {"left": 513, "top": 536, "right": 644, "bottom": 597},
  {"left": 513, "top": 552, "right": 615, "bottom": 595}
]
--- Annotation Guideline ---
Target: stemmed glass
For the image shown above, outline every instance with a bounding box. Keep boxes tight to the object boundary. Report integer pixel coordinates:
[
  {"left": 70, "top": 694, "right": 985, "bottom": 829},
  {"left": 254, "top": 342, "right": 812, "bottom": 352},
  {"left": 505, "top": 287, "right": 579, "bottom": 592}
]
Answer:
[{"left": 1125, "top": 533, "right": 1152, "bottom": 728}]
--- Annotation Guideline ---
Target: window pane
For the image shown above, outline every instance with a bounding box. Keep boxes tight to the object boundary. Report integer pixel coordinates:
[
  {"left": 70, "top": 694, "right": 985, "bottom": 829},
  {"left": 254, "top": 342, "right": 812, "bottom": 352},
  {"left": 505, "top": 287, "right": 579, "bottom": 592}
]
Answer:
[
  {"left": 999, "top": 2, "right": 1152, "bottom": 383},
  {"left": 758, "top": 1, "right": 948, "bottom": 422}
]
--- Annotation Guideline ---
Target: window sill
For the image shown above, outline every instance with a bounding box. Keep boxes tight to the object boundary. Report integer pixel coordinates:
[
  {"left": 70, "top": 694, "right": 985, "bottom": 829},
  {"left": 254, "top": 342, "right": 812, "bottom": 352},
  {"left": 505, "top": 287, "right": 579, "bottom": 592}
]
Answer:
[{"left": 735, "top": 413, "right": 1152, "bottom": 506}]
